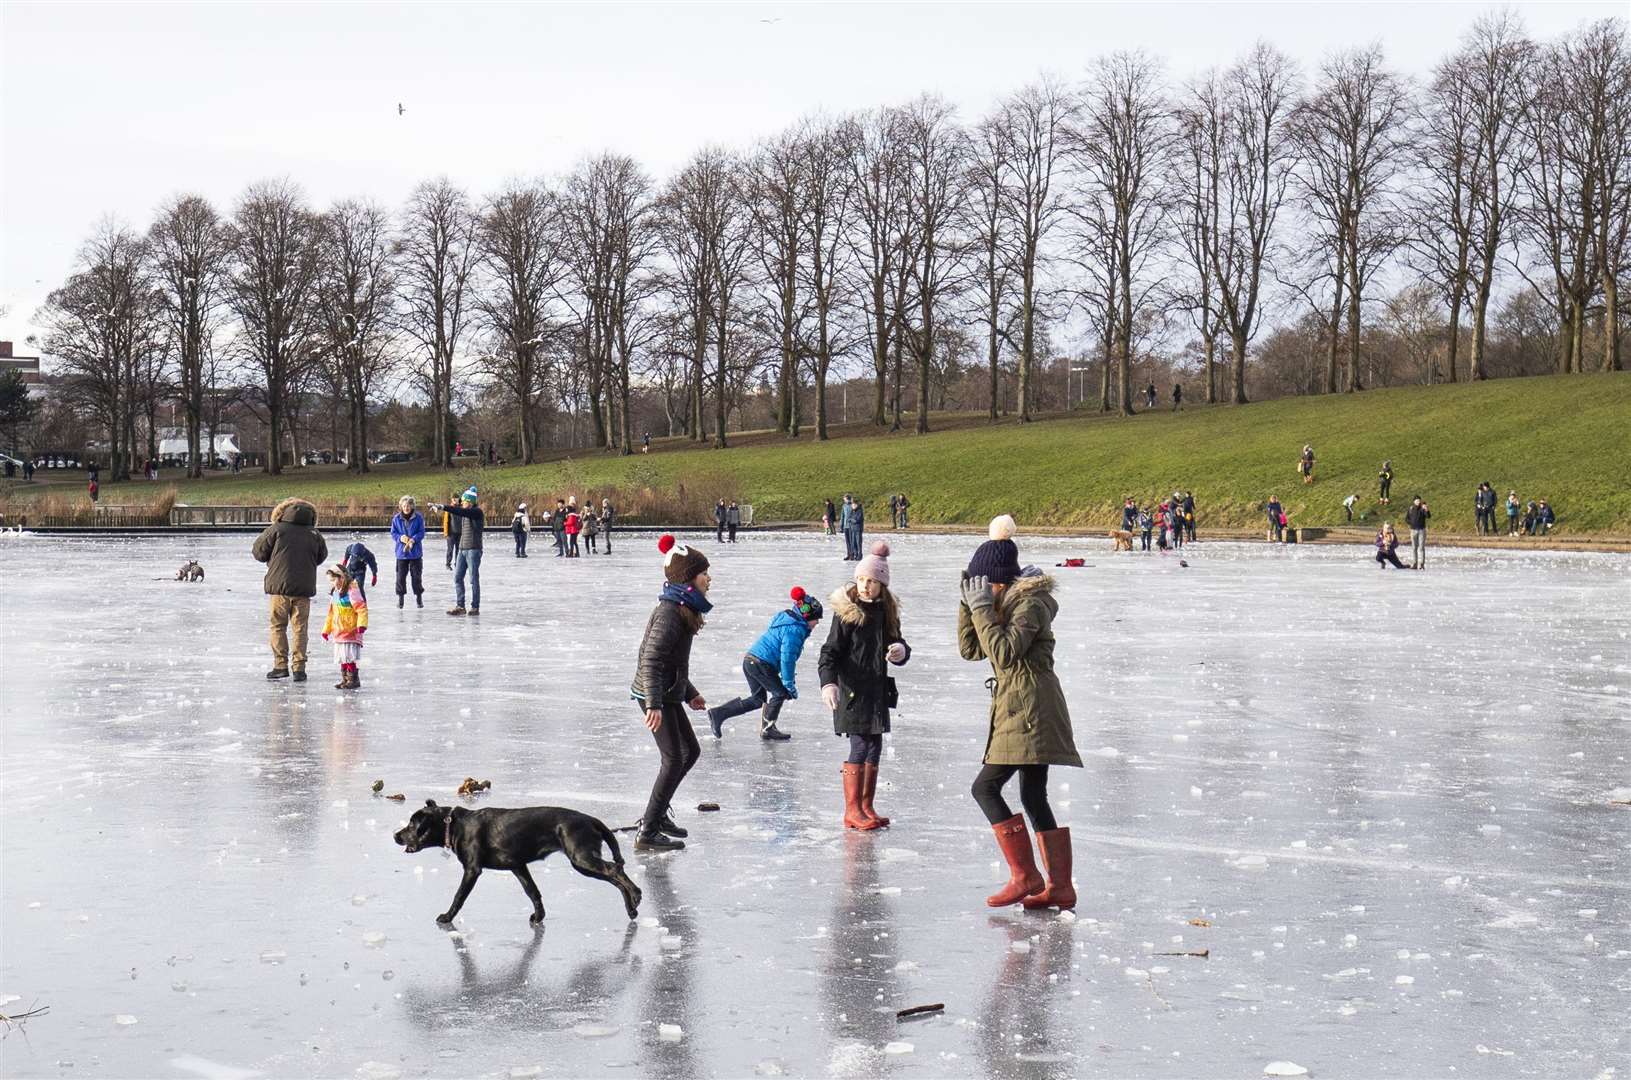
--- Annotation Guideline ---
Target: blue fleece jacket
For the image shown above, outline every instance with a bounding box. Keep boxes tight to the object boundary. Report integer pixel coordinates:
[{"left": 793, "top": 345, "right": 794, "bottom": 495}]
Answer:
[
  {"left": 390, "top": 511, "right": 426, "bottom": 560},
  {"left": 747, "top": 609, "right": 813, "bottom": 697}
]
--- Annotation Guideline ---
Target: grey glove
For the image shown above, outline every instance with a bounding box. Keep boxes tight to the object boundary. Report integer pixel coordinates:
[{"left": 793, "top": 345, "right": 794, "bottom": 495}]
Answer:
[{"left": 960, "top": 574, "right": 994, "bottom": 611}]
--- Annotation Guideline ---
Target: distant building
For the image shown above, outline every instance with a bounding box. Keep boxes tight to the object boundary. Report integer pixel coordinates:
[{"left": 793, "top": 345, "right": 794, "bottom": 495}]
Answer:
[{"left": 0, "top": 341, "right": 41, "bottom": 383}]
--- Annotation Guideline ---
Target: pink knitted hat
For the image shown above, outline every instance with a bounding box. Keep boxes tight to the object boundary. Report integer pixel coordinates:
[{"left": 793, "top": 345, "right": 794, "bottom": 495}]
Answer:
[{"left": 854, "top": 540, "right": 891, "bottom": 587}]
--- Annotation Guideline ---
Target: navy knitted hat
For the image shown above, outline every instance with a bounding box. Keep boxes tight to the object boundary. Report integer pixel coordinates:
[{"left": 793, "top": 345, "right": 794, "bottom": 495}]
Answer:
[{"left": 966, "top": 539, "right": 1021, "bottom": 585}]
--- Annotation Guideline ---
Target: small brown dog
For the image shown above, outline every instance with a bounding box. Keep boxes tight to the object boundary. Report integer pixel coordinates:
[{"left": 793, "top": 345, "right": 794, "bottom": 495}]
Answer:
[
  {"left": 176, "top": 561, "right": 205, "bottom": 582},
  {"left": 1108, "top": 530, "right": 1134, "bottom": 552}
]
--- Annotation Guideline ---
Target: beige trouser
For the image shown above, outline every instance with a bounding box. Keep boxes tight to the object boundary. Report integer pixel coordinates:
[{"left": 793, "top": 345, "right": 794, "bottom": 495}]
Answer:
[{"left": 269, "top": 596, "right": 312, "bottom": 672}]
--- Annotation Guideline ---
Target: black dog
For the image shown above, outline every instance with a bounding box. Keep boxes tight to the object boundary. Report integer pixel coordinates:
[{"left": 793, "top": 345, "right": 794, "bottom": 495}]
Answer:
[{"left": 393, "top": 799, "right": 641, "bottom": 925}]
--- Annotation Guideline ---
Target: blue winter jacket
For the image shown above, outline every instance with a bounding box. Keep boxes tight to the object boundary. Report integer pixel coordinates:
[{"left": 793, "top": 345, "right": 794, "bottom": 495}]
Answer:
[
  {"left": 747, "top": 609, "right": 813, "bottom": 698},
  {"left": 391, "top": 511, "right": 426, "bottom": 560},
  {"left": 344, "top": 541, "right": 378, "bottom": 579}
]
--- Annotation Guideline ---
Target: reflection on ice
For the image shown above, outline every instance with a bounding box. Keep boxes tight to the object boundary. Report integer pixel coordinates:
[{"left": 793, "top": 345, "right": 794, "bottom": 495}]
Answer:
[{"left": 1, "top": 532, "right": 1626, "bottom": 1077}]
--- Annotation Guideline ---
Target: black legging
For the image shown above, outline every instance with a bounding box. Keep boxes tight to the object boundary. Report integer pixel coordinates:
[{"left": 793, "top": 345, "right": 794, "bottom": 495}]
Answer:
[
  {"left": 846, "top": 733, "right": 882, "bottom": 765},
  {"left": 640, "top": 702, "right": 699, "bottom": 827},
  {"left": 971, "top": 764, "right": 1057, "bottom": 831}
]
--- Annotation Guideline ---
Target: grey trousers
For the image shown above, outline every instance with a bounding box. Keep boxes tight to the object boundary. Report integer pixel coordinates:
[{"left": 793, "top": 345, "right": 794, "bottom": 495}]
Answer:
[{"left": 1410, "top": 528, "right": 1426, "bottom": 568}]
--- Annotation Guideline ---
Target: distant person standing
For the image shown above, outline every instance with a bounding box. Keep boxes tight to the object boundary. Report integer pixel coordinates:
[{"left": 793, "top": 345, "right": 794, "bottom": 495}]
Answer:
[
  {"left": 1343, "top": 493, "right": 1359, "bottom": 523},
  {"left": 896, "top": 493, "right": 910, "bottom": 529},
  {"left": 87, "top": 463, "right": 99, "bottom": 503},
  {"left": 1144, "top": 382, "right": 1156, "bottom": 409},
  {"left": 847, "top": 499, "right": 866, "bottom": 562},
  {"left": 1378, "top": 460, "right": 1393, "bottom": 505},
  {"left": 1266, "top": 496, "right": 1284, "bottom": 542},
  {"left": 824, "top": 498, "right": 836, "bottom": 536},
  {"left": 642, "top": 431, "right": 651, "bottom": 454},
  {"left": 443, "top": 493, "right": 462, "bottom": 570},
  {"left": 390, "top": 495, "right": 425, "bottom": 608},
  {"left": 600, "top": 498, "right": 616, "bottom": 553},
  {"left": 1137, "top": 505, "right": 1153, "bottom": 551},
  {"left": 1404, "top": 496, "right": 1431, "bottom": 570},
  {"left": 1183, "top": 491, "right": 1196, "bottom": 541},
  {"left": 565, "top": 503, "right": 581, "bottom": 557},
  {"left": 511, "top": 503, "right": 531, "bottom": 558},
  {"left": 726, "top": 500, "right": 741, "bottom": 543},
  {"left": 583, "top": 507, "right": 600, "bottom": 553},
  {"left": 1505, "top": 490, "right": 1520, "bottom": 536},
  {"left": 714, "top": 499, "right": 727, "bottom": 543},
  {"left": 552, "top": 498, "right": 568, "bottom": 556},
  {"left": 1172, "top": 383, "right": 1182, "bottom": 411},
  {"left": 839, "top": 494, "right": 855, "bottom": 559},
  {"left": 1120, "top": 497, "right": 1137, "bottom": 532},
  {"left": 888, "top": 494, "right": 900, "bottom": 530},
  {"left": 1299, "top": 444, "right": 1316, "bottom": 485}
]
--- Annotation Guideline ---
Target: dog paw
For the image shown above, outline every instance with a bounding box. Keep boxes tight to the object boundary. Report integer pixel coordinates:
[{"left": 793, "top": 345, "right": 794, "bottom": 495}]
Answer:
[
  {"left": 529, "top": 911, "right": 544, "bottom": 926},
  {"left": 435, "top": 913, "right": 454, "bottom": 926}
]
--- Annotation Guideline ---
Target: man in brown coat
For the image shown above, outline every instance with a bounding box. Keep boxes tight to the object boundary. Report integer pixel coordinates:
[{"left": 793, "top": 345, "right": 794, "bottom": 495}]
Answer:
[{"left": 252, "top": 497, "right": 327, "bottom": 682}]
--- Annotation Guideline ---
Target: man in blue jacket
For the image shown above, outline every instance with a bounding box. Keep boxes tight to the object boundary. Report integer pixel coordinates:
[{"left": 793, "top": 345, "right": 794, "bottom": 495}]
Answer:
[
  {"left": 390, "top": 495, "right": 426, "bottom": 608},
  {"left": 706, "top": 587, "right": 824, "bottom": 741}
]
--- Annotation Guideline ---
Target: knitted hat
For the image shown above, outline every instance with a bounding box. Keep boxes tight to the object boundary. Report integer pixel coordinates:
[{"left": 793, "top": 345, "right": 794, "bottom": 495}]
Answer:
[
  {"left": 854, "top": 540, "right": 891, "bottom": 587},
  {"left": 790, "top": 586, "right": 823, "bottom": 622},
  {"left": 657, "top": 533, "right": 710, "bottom": 584},
  {"left": 967, "top": 515, "right": 1021, "bottom": 584},
  {"left": 461, "top": 486, "right": 478, "bottom": 503}
]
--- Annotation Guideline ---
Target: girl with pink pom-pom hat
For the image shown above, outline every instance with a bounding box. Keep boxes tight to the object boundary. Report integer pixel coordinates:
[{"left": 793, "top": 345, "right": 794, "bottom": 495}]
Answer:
[{"left": 819, "top": 540, "right": 911, "bottom": 831}]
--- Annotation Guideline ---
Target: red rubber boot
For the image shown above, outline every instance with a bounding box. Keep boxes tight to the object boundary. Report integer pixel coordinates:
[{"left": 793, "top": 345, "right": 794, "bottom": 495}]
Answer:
[
  {"left": 843, "top": 764, "right": 881, "bottom": 831},
  {"left": 986, "top": 815, "right": 1044, "bottom": 907},
  {"left": 861, "top": 763, "right": 890, "bottom": 828},
  {"left": 1022, "top": 827, "right": 1076, "bottom": 910}
]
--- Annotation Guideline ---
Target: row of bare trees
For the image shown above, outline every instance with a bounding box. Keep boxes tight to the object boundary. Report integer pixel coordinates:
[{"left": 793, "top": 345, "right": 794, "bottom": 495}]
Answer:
[{"left": 35, "top": 13, "right": 1628, "bottom": 475}]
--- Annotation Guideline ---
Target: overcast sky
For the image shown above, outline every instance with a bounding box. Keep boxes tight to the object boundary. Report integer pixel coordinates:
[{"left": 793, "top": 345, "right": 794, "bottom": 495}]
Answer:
[{"left": 1, "top": 0, "right": 1620, "bottom": 348}]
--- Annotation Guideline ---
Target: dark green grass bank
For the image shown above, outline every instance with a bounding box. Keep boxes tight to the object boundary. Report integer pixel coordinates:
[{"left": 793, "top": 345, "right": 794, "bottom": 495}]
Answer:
[{"left": 38, "top": 372, "right": 1631, "bottom": 534}]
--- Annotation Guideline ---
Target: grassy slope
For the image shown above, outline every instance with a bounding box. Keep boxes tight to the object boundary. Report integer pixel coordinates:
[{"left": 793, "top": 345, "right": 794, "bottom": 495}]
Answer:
[{"left": 38, "top": 372, "right": 1631, "bottom": 534}]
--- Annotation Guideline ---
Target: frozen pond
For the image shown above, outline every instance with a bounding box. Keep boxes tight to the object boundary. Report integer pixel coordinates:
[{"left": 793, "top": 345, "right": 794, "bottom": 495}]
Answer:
[{"left": 1, "top": 530, "right": 1627, "bottom": 1079}]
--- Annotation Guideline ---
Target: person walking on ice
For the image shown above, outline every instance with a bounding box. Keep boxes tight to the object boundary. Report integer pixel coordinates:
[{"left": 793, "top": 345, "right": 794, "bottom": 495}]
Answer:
[
  {"left": 321, "top": 563, "right": 368, "bottom": 690},
  {"left": 709, "top": 587, "right": 823, "bottom": 742},
  {"left": 252, "top": 497, "right": 327, "bottom": 683},
  {"left": 629, "top": 534, "right": 713, "bottom": 852},
  {"left": 390, "top": 496, "right": 425, "bottom": 608},
  {"left": 430, "top": 487, "right": 484, "bottom": 615},
  {"left": 511, "top": 503, "right": 531, "bottom": 558},
  {"left": 958, "top": 515, "right": 1081, "bottom": 909},
  {"left": 820, "top": 541, "right": 910, "bottom": 831}
]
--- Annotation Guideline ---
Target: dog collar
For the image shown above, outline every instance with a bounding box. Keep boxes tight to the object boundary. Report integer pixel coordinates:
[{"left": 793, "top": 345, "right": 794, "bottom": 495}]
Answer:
[{"left": 443, "top": 814, "right": 455, "bottom": 849}]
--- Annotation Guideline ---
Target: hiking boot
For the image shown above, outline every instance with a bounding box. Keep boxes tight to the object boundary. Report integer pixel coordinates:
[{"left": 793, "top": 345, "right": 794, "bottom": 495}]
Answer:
[
  {"left": 760, "top": 721, "right": 792, "bottom": 741},
  {"left": 266, "top": 668, "right": 290, "bottom": 680},
  {"left": 447, "top": 606, "right": 466, "bottom": 616},
  {"left": 291, "top": 670, "right": 307, "bottom": 683},
  {"left": 634, "top": 829, "right": 685, "bottom": 852},
  {"left": 397, "top": 595, "right": 404, "bottom": 609},
  {"left": 468, "top": 608, "right": 479, "bottom": 617},
  {"left": 655, "top": 808, "right": 688, "bottom": 838},
  {"left": 416, "top": 595, "right": 424, "bottom": 608}
]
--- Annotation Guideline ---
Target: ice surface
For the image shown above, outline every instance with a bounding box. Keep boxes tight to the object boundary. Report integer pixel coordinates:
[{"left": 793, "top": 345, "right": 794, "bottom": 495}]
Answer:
[{"left": 1, "top": 531, "right": 1628, "bottom": 1077}]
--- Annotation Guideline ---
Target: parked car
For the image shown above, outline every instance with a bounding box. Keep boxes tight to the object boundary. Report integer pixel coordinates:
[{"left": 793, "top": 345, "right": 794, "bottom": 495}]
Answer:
[{"left": 371, "top": 451, "right": 415, "bottom": 465}]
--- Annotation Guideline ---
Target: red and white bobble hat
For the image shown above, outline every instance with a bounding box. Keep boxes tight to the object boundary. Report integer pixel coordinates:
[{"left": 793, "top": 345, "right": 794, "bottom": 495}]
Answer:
[{"left": 658, "top": 533, "right": 711, "bottom": 585}]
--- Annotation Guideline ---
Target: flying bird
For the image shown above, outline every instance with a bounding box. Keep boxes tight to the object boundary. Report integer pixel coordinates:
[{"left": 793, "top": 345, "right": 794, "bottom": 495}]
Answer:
[
  {"left": 397, "top": 103, "right": 406, "bottom": 116},
  {"left": 760, "top": 17, "right": 781, "bottom": 23}
]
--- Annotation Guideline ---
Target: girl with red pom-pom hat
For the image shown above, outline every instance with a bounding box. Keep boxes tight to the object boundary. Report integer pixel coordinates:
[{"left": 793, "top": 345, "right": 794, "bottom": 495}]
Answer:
[
  {"left": 707, "top": 586, "right": 825, "bottom": 742},
  {"left": 628, "top": 533, "right": 714, "bottom": 851}
]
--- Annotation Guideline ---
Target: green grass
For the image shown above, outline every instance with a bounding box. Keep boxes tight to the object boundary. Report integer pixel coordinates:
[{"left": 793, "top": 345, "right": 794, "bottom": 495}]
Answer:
[{"left": 12, "top": 372, "right": 1631, "bottom": 534}]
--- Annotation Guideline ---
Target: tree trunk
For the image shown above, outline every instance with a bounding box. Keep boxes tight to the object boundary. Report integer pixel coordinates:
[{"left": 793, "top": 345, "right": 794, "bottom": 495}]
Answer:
[
  {"left": 1230, "top": 330, "right": 1248, "bottom": 403},
  {"left": 1203, "top": 335, "right": 1216, "bottom": 404},
  {"left": 1017, "top": 268, "right": 1034, "bottom": 422},
  {"left": 1445, "top": 288, "right": 1462, "bottom": 383},
  {"left": 890, "top": 328, "right": 903, "bottom": 432},
  {"left": 1468, "top": 264, "right": 1493, "bottom": 381},
  {"left": 915, "top": 330, "right": 930, "bottom": 436},
  {"left": 1605, "top": 272, "right": 1621, "bottom": 372},
  {"left": 987, "top": 292, "right": 1000, "bottom": 422}
]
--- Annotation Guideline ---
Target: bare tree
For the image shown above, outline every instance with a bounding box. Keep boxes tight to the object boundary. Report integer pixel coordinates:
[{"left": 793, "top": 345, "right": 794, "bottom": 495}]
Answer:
[
  {"left": 225, "top": 179, "right": 324, "bottom": 474},
  {"left": 315, "top": 198, "right": 396, "bottom": 472},
  {"left": 1462, "top": 11, "right": 1535, "bottom": 380},
  {"left": 998, "top": 76, "right": 1075, "bottom": 421},
  {"left": 149, "top": 195, "right": 231, "bottom": 476},
  {"left": 743, "top": 128, "right": 809, "bottom": 436},
  {"left": 966, "top": 111, "right": 1015, "bottom": 419},
  {"left": 1199, "top": 43, "right": 1301, "bottom": 404},
  {"left": 896, "top": 94, "right": 968, "bottom": 435},
  {"left": 799, "top": 117, "right": 857, "bottom": 440},
  {"left": 845, "top": 109, "right": 909, "bottom": 426},
  {"left": 1290, "top": 45, "right": 1409, "bottom": 392},
  {"left": 1075, "top": 51, "right": 1173, "bottom": 416},
  {"left": 1173, "top": 71, "right": 1224, "bottom": 403},
  {"left": 1405, "top": 51, "right": 1482, "bottom": 383},
  {"left": 399, "top": 178, "right": 478, "bottom": 466},
  {"left": 476, "top": 181, "right": 561, "bottom": 464}
]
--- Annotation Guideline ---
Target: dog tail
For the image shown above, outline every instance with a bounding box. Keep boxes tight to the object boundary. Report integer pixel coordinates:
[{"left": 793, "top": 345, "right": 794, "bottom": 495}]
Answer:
[{"left": 596, "top": 820, "right": 626, "bottom": 866}]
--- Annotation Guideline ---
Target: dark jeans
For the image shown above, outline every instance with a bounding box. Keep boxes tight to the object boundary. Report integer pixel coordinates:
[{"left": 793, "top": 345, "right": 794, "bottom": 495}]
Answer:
[
  {"left": 586, "top": 533, "right": 598, "bottom": 553},
  {"left": 1376, "top": 548, "right": 1405, "bottom": 569},
  {"left": 514, "top": 531, "right": 528, "bottom": 556},
  {"left": 394, "top": 558, "right": 423, "bottom": 597},
  {"left": 727, "top": 523, "right": 737, "bottom": 543},
  {"left": 603, "top": 524, "right": 612, "bottom": 552},
  {"left": 567, "top": 534, "right": 579, "bottom": 557},
  {"left": 846, "top": 733, "right": 882, "bottom": 765},
  {"left": 971, "top": 763, "right": 1056, "bottom": 831},
  {"left": 1380, "top": 480, "right": 1391, "bottom": 501},
  {"left": 1140, "top": 529, "right": 1152, "bottom": 551},
  {"left": 1186, "top": 519, "right": 1195, "bottom": 541},
  {"left": 641, "top": 702, "right": 700, "bottom": 827},
  {"left": 712, "top": 655, "right": 790, "bottom": 726},
  {"left": 716, "top": 522, "right": 725, "bottom": 542},
  {"left": 554, "top": 531, "right": 565, "bottom": 556}
]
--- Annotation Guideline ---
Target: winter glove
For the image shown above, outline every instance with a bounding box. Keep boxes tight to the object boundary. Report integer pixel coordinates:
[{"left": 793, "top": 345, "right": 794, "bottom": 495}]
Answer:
[
  {"left": 886, "top": 642, "right": 907, "bottom": 664},
  {"left": 821, "top": 684, "right": 839, "bottom": 711},
  {"left": 960, "top": 574, "right": 994, "bottom": 612},
  {"left": 371, "top": 575, "right": 377, "bottom": 587}
]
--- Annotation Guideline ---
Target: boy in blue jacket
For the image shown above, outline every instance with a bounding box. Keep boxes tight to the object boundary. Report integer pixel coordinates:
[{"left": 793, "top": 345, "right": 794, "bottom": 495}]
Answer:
[{"left": 707, "top": 587, "right": 824, "bottom": 741}]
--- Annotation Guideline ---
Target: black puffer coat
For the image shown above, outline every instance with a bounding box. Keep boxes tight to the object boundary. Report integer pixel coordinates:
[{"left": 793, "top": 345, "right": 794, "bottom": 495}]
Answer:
[
  {"left": 631, "top": 600, "right": 702, "bottom": 706},
  {"left": 252, "top": 498, "right": 328, "bottom": 597},
  {"left": 819, "top": 584, "right": 910, "bottom": 736}
]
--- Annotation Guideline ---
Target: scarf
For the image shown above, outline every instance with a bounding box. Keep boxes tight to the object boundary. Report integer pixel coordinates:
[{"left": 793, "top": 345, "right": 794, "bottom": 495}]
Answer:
[{"left": 660, "top": 581, "right": 713, "bottom": 615}]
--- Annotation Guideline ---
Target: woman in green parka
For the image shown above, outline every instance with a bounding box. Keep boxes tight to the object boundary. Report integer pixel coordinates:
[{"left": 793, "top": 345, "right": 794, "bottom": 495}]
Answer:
[{"left": 957, "top": 515, "right": 1082, "bottom": 910}]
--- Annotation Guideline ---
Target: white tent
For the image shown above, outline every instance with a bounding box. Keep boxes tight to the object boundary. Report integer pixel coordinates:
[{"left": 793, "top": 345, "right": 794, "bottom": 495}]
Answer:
[{"left": 158, "top": 434, "right": 240, "bottom": 458}]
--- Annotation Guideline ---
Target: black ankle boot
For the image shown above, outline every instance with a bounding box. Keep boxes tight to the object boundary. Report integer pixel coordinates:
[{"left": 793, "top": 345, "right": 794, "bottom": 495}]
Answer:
[
  {"left": 635, "top": 827, "right": 684, "bottom": 851},
  {"left": 656, "top": 808, "right": 688, "bottom": 837}
]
